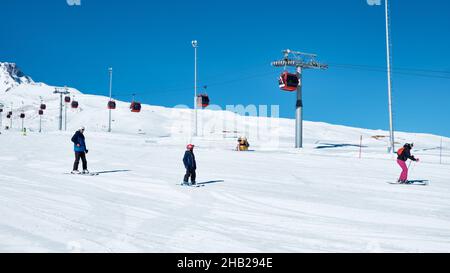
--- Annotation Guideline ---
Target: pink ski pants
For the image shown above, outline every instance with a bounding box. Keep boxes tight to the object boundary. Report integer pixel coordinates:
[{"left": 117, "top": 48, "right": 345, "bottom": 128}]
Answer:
[{"left": 397, "top": 159, "right": 408, "bottom": 181}]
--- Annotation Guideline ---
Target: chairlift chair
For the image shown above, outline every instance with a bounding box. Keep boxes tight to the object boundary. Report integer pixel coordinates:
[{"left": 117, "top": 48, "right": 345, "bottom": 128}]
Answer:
[
  {"left": 71, "top": 101, "right": 79, "bottom": 109},
  {"left": 197, "top": 94, "right": 210, "bottom": 108},
  {"left": 279, "top": 72, "right": 300, "bottom": 92},
  {"left": 130, "top": 102, "right": 142, "bottom": 113},
  {"left": 107, "top": 100, "right": 116, "bottom": 110}
]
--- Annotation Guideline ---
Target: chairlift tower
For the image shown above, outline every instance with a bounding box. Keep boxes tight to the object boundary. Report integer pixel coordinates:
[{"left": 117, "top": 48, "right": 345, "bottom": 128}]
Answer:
[
  {"left": 39, "top": 97, "right": 44, "bottom": 133},
  {"left": 108, "top": 67, "right": 113, "bottom": 133},
  {"left": 20, "top": 101, "right": 25, "bottom": 132},
  {"left": 64, "top": 86, "right": 70, "bottom": 131},
  {"left": 0, "top": 102, "right": 3, "bottom": 133},
  {"left": 272, "top": 49, "right": 328, "bottom": 148},
  {"left": 10, "top": 102, "right": 13, "bottom": 129},
  {"left": 54, "top": 87, "right": 70, "bottom": 131},
  {"left": 192, "top": 40, "right": 199, "bottom": 137},
  {"left": 385, "top": 0, "right": 395, "bottom": 154}
]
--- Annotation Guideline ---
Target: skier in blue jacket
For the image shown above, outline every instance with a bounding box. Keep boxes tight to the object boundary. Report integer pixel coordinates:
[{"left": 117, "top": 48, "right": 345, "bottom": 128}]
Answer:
[
  {"left": 183, "top": 144, "right": 197, "bottom": 185},
  {"left": 71, "top": 126, "right": 89, "bottom": 174}
]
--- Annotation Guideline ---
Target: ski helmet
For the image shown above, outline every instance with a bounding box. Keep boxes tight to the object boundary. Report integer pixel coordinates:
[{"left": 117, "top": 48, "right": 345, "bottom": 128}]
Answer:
[
  {"left": 404, "top": 143, "right": 414, "bottom": 149},
  {"left": 186, "top": 144, "right": 195, "bottom": 150},
  {"left": 79, "top": 126, "right": 86, "bottom": 131}
]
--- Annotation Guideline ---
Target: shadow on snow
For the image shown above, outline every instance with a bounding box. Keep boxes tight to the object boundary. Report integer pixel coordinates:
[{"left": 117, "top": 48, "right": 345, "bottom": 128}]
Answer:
[
  {"left": 197, "top": 180, "right": 225, "bottom": 186},
  {"left": 95, "top": 170, "right": 132, "bottom": 175},
  {"left": 315, "top": 143, "right": 368, "bottom": 150}
]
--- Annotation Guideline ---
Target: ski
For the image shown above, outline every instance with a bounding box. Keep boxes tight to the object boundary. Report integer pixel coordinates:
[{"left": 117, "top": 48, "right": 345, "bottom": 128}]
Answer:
[
  {"left": 179, "top": 183, "right": 204, "bottom": 188},
  {"left": 83, "top": 172, "right": 99, "bottom": 176},
  {"left": 65, "top": 172, "right": 99, "bottom": 176},
  {"left": 388, "top": 180, "right": 429, "bottom": 186}
]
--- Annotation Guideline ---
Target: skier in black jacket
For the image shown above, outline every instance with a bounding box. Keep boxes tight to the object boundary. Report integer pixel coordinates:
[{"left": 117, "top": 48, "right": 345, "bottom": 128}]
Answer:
[
  {"left": 71, "top": 126, "right": 89, "bottom": 174},
  {"left": 183, "top": 144, "right": 197, "bottom": 185}
]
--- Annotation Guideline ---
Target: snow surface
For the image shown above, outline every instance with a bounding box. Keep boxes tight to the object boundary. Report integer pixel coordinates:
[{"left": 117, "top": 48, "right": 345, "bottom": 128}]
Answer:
[{"left": 1, "top": 64, "right": 450, "bottom": 253}]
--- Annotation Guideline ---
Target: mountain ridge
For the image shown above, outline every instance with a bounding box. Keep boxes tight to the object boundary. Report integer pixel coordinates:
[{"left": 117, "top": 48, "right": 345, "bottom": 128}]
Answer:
[{"left": 0, "top": 62, "right": 35, "bottom": 93}]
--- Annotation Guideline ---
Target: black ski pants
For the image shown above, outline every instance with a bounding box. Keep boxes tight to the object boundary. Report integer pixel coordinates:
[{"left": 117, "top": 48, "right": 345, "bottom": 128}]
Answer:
[
  {"left": 184, "top": 169, "right": 196, "bottom": 183},
  {"left": 73, "top": 152, "right": 88, "bottom": 171}
]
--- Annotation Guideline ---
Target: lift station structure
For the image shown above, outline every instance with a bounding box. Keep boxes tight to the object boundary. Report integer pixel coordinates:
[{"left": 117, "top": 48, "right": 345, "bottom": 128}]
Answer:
[{"left": 272, "top": 49, "right": 328, "bottom": 148}]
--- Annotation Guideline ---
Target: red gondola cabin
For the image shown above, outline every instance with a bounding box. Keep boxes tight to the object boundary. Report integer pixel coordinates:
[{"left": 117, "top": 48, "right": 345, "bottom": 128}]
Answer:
[
  {"left": 71, "top": 101, "right": 79, "bottom": 109},
  {"left": 108, "top": 100, "right": 116, "bottom": 110},
  {"left": 130, "top": 102, "right": 142, "bottom": 113},
  {"left": 279, "top": 72, "right": 300, "bottom": 92},
  {"left": 20, "top": 113, "right": 25, "bottom": 119},
  {"left": 39, "top": 110, "right": 44, "bottom": 116},
  {"left": 197, "top": 94, "right": 210, "bottom": 108},
  {"left": 65, "top": 96, "right": 71, "bottom": 103},
  {"left": 40, "top": 104, "right": 46, "bottom": 110}
]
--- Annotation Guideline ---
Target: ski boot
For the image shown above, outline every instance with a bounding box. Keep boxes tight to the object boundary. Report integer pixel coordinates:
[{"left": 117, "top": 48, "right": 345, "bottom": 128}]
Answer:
[
  {"left": 71, "top": 170, "right": 81, "bottom": 175},
  {"left": 82, "top": 170, "right": 90, "bottom": 175}
]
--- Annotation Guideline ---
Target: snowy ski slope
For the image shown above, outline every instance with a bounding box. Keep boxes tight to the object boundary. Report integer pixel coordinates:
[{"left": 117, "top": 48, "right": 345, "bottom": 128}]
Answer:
[{"left": 1, "top": 63, "right": 449, "bottom": 252}]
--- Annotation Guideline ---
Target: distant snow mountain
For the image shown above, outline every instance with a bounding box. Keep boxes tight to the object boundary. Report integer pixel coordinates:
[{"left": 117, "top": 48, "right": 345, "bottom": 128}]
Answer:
[
  {"left": 0, "top": 62, "right": 85, "bottom": 133},
  {"left": 0, "top": 63, "right": 34, "bottom": 93}
]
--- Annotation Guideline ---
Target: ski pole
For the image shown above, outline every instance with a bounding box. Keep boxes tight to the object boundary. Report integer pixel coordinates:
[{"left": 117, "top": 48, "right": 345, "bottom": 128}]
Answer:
[
  {"left": 409, "top": 161, "right": 416, "bottom": 179},
  {"left": 407, "top": 161, "right": 413, "bottom": 181}
]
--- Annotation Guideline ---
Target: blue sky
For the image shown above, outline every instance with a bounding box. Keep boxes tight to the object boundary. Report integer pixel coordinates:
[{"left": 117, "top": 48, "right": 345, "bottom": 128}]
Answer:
[{"left": 1, "top": 0, "right": 449, "bottom": 137}]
